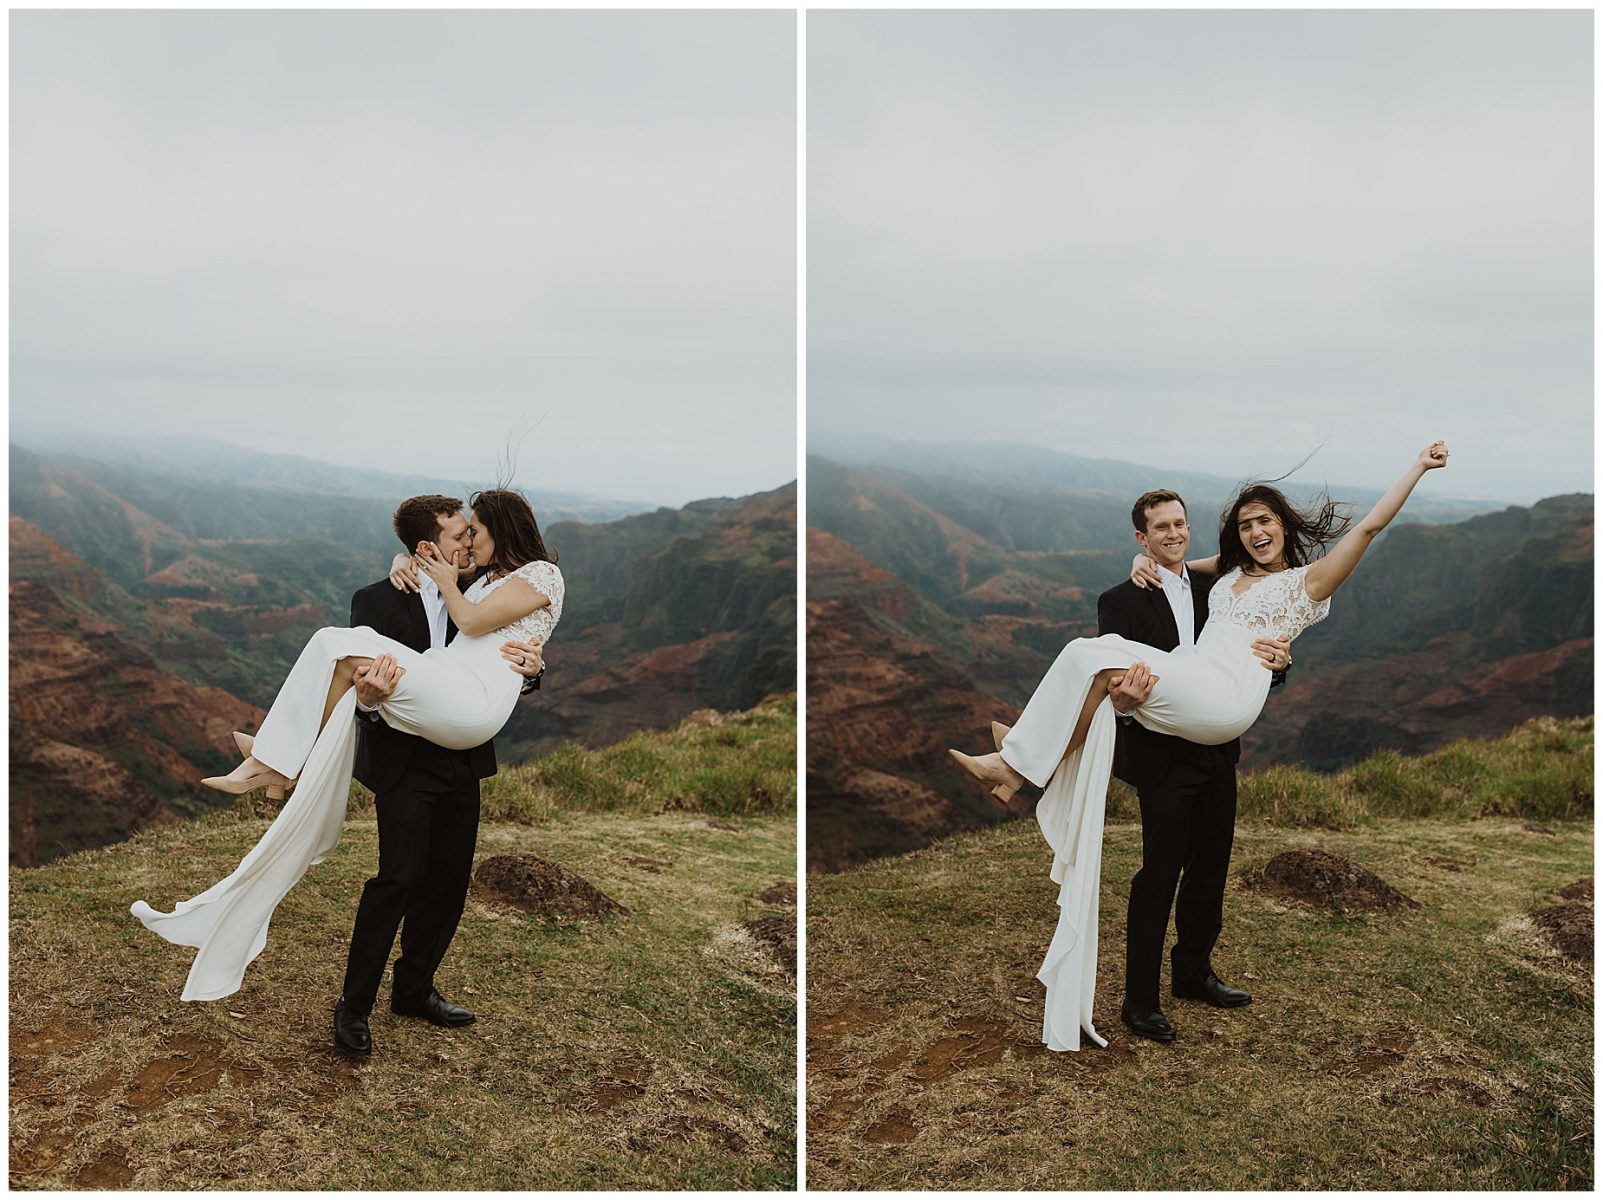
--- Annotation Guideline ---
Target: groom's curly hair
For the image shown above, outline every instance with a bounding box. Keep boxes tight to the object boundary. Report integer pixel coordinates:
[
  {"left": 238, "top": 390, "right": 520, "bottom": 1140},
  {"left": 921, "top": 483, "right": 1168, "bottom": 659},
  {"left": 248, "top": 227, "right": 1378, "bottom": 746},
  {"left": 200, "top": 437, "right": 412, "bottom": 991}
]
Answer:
[
  {"left": 1216, "top": 483, "right": 1350, "bottom": 574},
  {"left": 469, "top": 488, "right": 557, "bottom": 577},
  {"left": 393, "top": 495, "right": 465, "bottom": 552}
]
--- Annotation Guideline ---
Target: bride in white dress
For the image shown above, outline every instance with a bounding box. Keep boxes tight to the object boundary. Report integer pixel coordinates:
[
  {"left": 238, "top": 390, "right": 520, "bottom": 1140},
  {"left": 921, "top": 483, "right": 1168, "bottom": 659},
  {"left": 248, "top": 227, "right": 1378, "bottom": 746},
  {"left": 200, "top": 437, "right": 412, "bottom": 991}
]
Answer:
[
  {"left": 132, "top": 488, "right": 563, "bottom": 1002},
  {"left": 950, "top": 442, "right": 1449, "bottom": 1051}
]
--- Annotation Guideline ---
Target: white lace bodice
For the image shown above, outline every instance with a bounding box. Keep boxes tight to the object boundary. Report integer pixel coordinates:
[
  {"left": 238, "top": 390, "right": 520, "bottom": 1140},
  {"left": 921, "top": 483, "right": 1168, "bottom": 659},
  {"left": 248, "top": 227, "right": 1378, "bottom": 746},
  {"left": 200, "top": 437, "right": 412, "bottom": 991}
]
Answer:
[
  {"left": 464, "top": 559, "right": 564, "bottom": 644},
  {"left": 1208, "top": 564, "right": 1330, "bottom": 642}
]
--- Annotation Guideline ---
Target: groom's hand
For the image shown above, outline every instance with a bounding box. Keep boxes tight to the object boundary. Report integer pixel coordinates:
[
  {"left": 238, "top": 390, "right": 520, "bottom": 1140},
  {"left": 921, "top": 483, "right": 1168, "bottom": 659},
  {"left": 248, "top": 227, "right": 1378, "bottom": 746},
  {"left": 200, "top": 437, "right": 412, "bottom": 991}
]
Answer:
[
  {"left": 354, "top": 653, "right": 404, "bottom": 708},
  {"left": 1250, "top": 636, "right": 1292, "bottom": 672},
  {"left": 1109, "top": 662, "right": 1156, "bottom": 714},
  {"left": 500, "top": 639, "right": 544, "bottom": 678}
]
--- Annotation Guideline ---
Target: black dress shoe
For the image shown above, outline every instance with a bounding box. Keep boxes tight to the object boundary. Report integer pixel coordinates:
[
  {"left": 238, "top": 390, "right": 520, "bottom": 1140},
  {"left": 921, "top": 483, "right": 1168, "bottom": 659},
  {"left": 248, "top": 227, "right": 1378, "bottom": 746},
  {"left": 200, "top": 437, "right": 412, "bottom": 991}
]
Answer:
[
  {"left": 391, "top": 988, "right": 475, "bottom": 1027},
  {"left": 1119, "top": 1000, "right": 1176, "bottom": 1043},
  {"left": 1172, "top": 970, "right": 1252, "bottom": 1008},
  {"left": 333, "top": 999, "right": 372, "bottom": 1057}
]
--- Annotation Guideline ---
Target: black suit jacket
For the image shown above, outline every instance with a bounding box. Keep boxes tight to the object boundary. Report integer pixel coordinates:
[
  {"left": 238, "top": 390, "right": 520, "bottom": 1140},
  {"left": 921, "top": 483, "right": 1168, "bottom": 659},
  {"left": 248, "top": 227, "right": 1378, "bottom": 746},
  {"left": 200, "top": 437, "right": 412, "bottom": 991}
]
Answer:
[
  {"left": 349, "top": 578, "right": 498, "bottom": 795},
  {"left": 1096, "top": 574, "right": 1240, "bottom": 794}
]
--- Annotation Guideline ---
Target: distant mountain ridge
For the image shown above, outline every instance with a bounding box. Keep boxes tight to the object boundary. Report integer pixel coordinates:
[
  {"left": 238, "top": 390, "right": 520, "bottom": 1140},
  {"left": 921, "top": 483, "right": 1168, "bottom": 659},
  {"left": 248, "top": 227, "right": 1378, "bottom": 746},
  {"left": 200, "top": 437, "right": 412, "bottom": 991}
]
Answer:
[
  {"left": 805, "top": 452, "right": 1591, "bottom": 872},
  {"left": 10, "top": 444, "right": 796, "bottom": 864}
]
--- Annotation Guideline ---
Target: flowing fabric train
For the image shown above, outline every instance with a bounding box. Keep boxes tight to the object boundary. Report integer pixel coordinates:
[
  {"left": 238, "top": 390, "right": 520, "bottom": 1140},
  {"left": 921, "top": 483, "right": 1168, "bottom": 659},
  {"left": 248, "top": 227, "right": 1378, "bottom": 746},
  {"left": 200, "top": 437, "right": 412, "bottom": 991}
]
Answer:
[
  {"left": 1032, "top": 699, "right": 1117, "bottom": 1052},
  {"left": 129, "top": 690, "right": 359, "bottom": 1001}
]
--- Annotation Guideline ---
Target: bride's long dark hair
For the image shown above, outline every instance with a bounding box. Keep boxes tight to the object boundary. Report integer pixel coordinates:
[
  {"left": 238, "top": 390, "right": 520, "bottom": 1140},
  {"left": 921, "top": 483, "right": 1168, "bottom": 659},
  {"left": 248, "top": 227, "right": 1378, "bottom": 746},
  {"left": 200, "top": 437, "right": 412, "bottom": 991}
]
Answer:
[
  {"left": 469, "top": 488, "right": 557, "bottom": 579},
  {"left": 1216, "top": 472, "right": 1351, "bottom": 576}
]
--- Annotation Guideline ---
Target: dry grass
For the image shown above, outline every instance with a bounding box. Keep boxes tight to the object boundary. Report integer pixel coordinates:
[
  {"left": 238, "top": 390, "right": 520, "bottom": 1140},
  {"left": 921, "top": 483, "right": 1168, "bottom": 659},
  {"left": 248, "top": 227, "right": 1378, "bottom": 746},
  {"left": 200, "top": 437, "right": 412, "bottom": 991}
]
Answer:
[
  {"left": 12, "top": 799, "right": 795, "bottom": 1187},
  {"left": 807, "top": 815, "right": 1592, "bottom": 1190}
]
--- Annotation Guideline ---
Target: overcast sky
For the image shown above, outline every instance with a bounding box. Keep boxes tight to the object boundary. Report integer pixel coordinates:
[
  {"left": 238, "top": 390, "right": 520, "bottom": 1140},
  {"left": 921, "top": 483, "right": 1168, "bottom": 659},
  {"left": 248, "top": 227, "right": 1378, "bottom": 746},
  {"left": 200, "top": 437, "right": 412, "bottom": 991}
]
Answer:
[
  {"left": 810, "top": 11, "right": 1591, "bottom": 504},
  {"left": 13, "top": 10, "right": 794, "bottom": 507}
]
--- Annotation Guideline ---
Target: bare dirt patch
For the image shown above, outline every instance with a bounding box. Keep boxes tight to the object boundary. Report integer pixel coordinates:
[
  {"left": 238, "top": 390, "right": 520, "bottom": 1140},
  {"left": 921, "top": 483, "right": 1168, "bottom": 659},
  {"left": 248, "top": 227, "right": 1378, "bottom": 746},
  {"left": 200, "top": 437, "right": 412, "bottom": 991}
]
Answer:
[
  {"left": 11, "top": 1021, "right": 97, "bottom": 1060},
  {"left": 11, "top": 1124, "right": 76, "bottom": 1175},
  {"left": 811, "top": 1092, "right": 867, "bottom": 1133},
  {"left": 1420, "top": 854, "right": 1476, "bottom": 872},
  {"left": 758, "top": 880, "right": 797, "bottom": 906},
  {"left": 1557, "top": 877, "right": 1593, "bottom": 902},
  {"left": 1248, "top": 849, "right": 1421, "bottom": 914},
  {"left": 1531, "top": 902, "right": 1592, "bottom": 963},
  {"left": 1522, "top": 821, "right": 1557, "bottom": 836},
  {"left": 471, "top": 852, "right": 627, "bottom": 921},
  {"left": 1342, "top": 1024, "right": 1418, "bottom": 1077},
  {"left": 124, "top": 1034, "right": 238, "bottom": 1113},
  {"left": 582, "top": 1057, "right": 654, "bottom": 1112},
  {"left": 743, "top": 916, "right": 796, "bottom": 975},
  {"left": 73, "top": 1144, "right": 134, "bottom": 1189},
  {"left": 662, "top": 1114, "right": 746, "bottom": 1152},
  {"left": 811, "top": 1001, "right": 889, "bottom": 1040},
  {"left": 861, "top": 1106, "right": 919, "bottom": 1145}
]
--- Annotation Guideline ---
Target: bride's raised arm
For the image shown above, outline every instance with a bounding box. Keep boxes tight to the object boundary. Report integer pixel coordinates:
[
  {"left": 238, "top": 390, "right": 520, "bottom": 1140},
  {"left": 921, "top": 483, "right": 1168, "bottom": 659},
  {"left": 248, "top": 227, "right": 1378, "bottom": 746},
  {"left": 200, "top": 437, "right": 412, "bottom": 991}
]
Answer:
[
  {"left": 413, "top": 547, "right": 549, "bottom": 637},
  {"left": 1303, "top": 441, "right": 1448, "bottom": 603}
]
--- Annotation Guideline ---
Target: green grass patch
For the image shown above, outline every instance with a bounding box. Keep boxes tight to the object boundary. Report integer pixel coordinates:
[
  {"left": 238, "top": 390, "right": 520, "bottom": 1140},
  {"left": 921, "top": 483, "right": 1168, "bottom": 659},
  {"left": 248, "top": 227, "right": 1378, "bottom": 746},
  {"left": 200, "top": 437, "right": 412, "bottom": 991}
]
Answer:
[
  {"left": 12, "top": 696, "right": 797, "bottom": 1190},
  {"left": 1238, "top": 716, "right": 1593, "bottom": 827},
  {"left": 807, "top": 814, "right": 1592, "bottom": 1190}
]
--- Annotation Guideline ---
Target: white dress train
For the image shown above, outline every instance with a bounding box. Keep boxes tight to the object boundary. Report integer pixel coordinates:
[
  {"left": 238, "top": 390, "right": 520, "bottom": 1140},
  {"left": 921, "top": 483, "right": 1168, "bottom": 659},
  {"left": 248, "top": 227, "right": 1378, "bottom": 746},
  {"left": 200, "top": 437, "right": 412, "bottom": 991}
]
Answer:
[
  {"left": 1001, "top": 565, "right": 1331, "bottom": 1051},
  {"left": 132, "top": 560, "right": 564, "bottom": 1001}
]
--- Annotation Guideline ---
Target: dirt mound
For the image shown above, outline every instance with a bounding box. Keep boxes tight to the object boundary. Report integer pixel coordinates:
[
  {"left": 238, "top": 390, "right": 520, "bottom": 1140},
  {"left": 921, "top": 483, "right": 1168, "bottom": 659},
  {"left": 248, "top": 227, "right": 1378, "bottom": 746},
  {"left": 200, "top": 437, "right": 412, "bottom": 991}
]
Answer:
[
  {"left": 1251, "top": 849, "right": 1420, "bottom": 914},
  {"left": 1558, "top": 877, "right": 1593, "bottom": 901},
  {"left": 1531, "top": 902, "right": 1592, "bottom": 962},
  {"left": 743, "top": 916, "right": 796, "bottom": 974},
  {"left": 758, "top": 880, "right": 796, "bottom": 906},
  {"left": 472, "top": 853, "right": 626, "bottom": 921}
]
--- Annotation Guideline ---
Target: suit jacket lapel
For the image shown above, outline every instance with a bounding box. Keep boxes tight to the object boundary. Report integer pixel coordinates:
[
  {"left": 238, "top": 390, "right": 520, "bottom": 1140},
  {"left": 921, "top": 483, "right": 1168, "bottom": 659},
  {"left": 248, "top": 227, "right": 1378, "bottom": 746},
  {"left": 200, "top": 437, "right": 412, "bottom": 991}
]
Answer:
[
  {"left": 1144, "top": 585, "right": 1181, "bottom": 648},
  {"left": 404, "top": 591, "right": 431, "bottom": 653},
  {"left": 1188, "top": 573, "right": 1209, "bottom": 640}
]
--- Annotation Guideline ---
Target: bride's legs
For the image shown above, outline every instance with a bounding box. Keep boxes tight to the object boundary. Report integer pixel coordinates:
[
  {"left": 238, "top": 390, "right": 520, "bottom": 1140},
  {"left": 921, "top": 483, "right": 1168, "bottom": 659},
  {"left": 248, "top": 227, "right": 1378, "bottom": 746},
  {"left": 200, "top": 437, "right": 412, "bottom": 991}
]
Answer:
[
  {"left": 322, "top": 656, "right": 374, "bottom": 734},
  {"left": 1062, "top": 669, "right": 1123, "bottom": 761}
]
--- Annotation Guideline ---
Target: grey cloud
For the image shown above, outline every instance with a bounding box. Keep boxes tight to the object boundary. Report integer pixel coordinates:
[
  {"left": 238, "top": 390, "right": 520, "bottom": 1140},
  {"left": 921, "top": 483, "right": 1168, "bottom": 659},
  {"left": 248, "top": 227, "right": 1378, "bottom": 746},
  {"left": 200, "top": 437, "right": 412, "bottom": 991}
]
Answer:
[
  {"left": 809, "top": 10, "right": 1590, "bottom": 503},
  {"left": 13, "top": 10, "right": 795, "bottom": 506}
]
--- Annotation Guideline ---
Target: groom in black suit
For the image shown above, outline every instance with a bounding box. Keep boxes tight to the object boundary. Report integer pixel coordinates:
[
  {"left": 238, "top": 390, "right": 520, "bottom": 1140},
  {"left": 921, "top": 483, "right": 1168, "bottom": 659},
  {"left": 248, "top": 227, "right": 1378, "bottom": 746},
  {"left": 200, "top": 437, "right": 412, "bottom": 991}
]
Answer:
[
  {"left": 332, "top": 494, "right": 545, "bottom": 1057},
  {"left": 1097, "top": 489, "right": 1289, "bottom": 1044}
]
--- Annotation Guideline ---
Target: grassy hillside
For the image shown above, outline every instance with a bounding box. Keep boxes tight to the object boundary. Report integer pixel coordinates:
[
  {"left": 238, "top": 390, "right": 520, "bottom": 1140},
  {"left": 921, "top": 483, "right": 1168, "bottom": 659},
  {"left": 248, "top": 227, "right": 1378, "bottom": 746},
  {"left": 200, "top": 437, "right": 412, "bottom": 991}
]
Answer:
[
  {"left": 10, "top": 697, "right": 797, "bottom": 1190},
  {"left": 808, "top": 723, "right": 1592, "bottom": 1190}
]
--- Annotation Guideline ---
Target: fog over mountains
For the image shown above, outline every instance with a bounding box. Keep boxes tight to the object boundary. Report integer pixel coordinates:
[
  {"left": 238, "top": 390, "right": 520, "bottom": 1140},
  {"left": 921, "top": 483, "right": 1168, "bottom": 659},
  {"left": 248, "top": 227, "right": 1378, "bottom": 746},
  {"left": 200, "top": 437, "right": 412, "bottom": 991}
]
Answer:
[
  {"left": 10, "top": 438, "right": 795, "bottom": 865},
  {"left": 805, "top": 441, "right": 1592, "bottom": 871}
]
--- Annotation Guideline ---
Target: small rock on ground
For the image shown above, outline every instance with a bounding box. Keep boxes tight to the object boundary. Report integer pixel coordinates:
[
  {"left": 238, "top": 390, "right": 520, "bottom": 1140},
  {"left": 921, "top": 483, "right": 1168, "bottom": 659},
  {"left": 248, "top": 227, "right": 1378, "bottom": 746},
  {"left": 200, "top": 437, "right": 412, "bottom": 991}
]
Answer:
[
  {"left": 744, "top": 916, "right": 796, "bottom": 974},
  {"left": 1251, "top": 848, "right": 1420, "bottom": 914},
  {"left": 472, "top": 853, "right": 627, "bottom": 921},
  {"left": 1531, "top": 902, "right": 1592, "bottom": 964}
]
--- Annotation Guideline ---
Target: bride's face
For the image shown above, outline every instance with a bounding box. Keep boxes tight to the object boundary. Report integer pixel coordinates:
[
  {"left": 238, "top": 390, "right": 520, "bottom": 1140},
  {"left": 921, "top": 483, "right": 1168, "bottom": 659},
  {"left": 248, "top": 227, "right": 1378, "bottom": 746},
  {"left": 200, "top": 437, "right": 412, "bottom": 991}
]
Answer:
[
  {"left": 469, "top": 509, "right": 495, "bottom": 568},
  {"left": 1236, "top": 502, "right": 1285, "bottom": 569}
]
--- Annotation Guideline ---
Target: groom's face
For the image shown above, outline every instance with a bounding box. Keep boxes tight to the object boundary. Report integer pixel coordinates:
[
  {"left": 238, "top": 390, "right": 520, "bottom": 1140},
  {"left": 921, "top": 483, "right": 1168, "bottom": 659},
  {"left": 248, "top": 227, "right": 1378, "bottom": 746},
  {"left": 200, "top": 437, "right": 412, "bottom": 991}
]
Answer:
[
  {"left": 429, "top": 510, "right": 474, "bottom": 573},
  {"left": 1136, "top": 500, "right": 1190, "bottom": 570}
]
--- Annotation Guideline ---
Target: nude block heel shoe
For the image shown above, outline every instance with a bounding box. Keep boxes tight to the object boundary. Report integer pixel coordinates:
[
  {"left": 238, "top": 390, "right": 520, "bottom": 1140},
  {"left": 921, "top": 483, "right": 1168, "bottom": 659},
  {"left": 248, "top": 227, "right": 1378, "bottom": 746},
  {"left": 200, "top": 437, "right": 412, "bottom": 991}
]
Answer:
[
  {"left": 227, "top": 733, "right": 288, "bottom": 800},
  {"left": 991, "top": 721, "right": 1012, "bottom": 752},
  {"left": 947, "top": 748, "right": 1022, "bottom": 806},
  {"left": 202, "top": 757, "right": 293, "bottom": 799}
]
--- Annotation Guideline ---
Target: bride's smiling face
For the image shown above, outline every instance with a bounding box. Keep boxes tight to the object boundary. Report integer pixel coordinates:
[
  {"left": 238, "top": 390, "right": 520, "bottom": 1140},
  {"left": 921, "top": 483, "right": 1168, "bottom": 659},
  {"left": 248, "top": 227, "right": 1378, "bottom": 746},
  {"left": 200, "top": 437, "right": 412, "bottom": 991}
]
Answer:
[{"left": 1236, "top": 502, "right": 1285, "bottom": 569}]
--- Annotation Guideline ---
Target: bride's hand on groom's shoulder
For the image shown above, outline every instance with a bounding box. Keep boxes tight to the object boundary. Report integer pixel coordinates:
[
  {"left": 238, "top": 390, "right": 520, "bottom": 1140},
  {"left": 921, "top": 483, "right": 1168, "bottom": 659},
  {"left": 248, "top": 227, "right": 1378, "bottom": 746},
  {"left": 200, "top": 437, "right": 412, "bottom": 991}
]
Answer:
[
  {"left": 1130, "top": 554, "right": 1162, "bottom": 590},
  {"left": 389, "top": 553, "right": 421, "bottom": 593}
]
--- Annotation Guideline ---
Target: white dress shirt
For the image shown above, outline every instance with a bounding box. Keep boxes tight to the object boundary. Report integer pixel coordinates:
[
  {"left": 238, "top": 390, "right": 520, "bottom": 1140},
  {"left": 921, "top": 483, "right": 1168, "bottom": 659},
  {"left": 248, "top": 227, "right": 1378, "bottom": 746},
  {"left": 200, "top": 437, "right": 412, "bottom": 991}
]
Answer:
[
  {"left": 1156, "top": 563, "right": 1196, "bottom": 650},
  {"left": 357, "top": 576, "right": 449, "bottom": 713}
]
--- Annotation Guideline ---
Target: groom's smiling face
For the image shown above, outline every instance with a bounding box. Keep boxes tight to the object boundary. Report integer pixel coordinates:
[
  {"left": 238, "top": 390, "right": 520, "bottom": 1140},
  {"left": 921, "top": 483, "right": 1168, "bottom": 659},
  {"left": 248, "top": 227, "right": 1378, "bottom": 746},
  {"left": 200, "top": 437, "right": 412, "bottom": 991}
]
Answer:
[{"left": 1136, "top": 500, "right": 1190, "bottom": 571}]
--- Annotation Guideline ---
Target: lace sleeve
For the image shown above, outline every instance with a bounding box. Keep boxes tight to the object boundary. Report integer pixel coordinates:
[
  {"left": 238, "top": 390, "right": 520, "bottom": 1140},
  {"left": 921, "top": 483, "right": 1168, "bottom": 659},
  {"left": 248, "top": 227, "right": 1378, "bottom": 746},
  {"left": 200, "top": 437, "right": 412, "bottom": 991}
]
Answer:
[
  {"left": 514, "top": 560, "right": 563, "bottom": 625},
  {"left": 1283, "top": 565, "right": 1332, "bottom": 640}
]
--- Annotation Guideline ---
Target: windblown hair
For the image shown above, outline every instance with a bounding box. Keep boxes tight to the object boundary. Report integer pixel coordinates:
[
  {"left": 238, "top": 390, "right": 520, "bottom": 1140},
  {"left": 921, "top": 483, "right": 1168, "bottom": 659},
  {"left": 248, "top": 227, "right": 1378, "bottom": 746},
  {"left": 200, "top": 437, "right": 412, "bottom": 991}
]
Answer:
[
  {"left": 393, "top": 494, "right": 464, "bottom": 552},
  {"left": 1131, "top": 489, "right": 1186, "bottom": 533},
  {"left": 1216, "top": 482, "right": 1350, "bottom": 575},
  {"left": 469, "top": 488, "right": 557, "bottom": 578}
]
